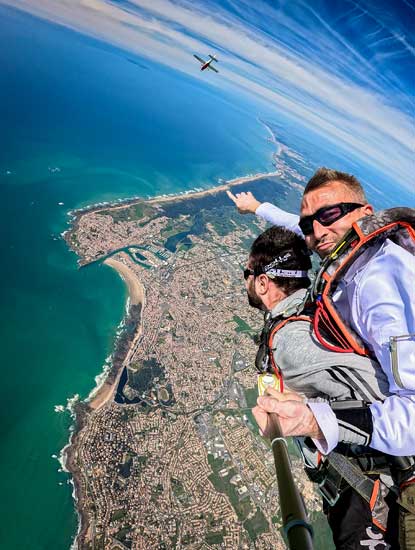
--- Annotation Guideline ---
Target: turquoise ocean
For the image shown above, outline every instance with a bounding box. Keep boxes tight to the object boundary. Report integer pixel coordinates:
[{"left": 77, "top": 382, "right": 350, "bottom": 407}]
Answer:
[{"left": 0, "top": 7, "right": 276, "bottom": 549}]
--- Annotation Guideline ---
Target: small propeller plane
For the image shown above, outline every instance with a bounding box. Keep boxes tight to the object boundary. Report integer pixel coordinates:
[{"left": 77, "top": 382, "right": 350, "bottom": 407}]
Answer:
[{"left": 193, "top": 53, "right": 219, "bottom": 73}]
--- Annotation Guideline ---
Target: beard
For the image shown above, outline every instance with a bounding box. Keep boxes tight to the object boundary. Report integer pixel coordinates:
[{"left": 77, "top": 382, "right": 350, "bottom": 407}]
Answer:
[{"left": 246, "top": 286, "right": 264, "bottom": 310}]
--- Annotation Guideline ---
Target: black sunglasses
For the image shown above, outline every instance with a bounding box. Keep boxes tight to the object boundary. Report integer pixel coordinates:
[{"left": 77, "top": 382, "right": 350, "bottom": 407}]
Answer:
[
  {"left": 243, "top": 268, "right": 255, "bottom": 280},
  {"left": 299, "top": 202, "right": 364, "bottom": 236}
]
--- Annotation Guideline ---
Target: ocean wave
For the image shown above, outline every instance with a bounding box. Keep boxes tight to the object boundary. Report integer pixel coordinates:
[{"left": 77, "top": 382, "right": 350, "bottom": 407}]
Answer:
[
  {"left": 68, "top": 477, "right": 82, "bottom": 550},
  {"left": 85, "top": 362, "right": 111, "bottom": 403},
  {"left": 66, "top": 394, "right": 80, "bottom": 420},
  {"left": 59, "top": 440, "right": 71, "bottom": 473}
]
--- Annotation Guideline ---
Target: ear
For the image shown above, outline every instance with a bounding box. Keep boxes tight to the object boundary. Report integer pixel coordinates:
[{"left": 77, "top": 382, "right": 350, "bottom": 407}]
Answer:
[
  {"left": 255, "top": 274, "right": 270, "bottom": 296},
  {"left": 363, "top": 203, "right": 374, "bottom": 216}
]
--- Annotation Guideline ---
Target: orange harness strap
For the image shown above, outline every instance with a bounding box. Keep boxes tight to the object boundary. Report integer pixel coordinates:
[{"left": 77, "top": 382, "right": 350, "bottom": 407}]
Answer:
[
  {"left": 268, "top": 315, "right": 312, "bottom": 393},
  {"left": 316, "top": 220, "right": 415, "bottom": 357}
]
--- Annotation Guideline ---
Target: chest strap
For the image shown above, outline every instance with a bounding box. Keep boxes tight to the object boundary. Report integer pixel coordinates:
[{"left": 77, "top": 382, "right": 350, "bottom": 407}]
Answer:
[{"left": 310, "top": 450, "right": 415, "bottom": 515}]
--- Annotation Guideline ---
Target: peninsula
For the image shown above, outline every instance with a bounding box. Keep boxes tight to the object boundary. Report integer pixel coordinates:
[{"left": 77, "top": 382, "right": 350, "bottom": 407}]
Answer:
[{"left": 64, "top": 167, "right": 322, "bottom": 549}]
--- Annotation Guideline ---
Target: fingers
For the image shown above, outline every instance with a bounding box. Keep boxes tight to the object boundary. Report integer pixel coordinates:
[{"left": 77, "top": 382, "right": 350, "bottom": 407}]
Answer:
[
  {"left": 226, "top": 190, "right": 237, "bottom": 203},
  {"left": 256, "top": 395, "right": 283, "bottom": 414},
  {"left": 257, "top": 396, "right": 306, "bottom": 418},
  {"left": 252, "top": 405, "right": 269, "bottom": 434},
  {"left": 226, "top": 190, "right": 253, "bottom": 201},
  {"left": 254, "top": 401, "right": 299, "bottom": 437},
  {"left": 264, "top": 388, "right": 304, "bottom": 402},
  {"left": 254, "top": 398, "right": 322, "bottom": 439}
]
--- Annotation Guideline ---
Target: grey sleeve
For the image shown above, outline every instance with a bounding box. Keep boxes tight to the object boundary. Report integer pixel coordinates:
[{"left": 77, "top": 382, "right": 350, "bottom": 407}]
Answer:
[{"left": 274, "top": 322, "right": 379, "bottom": 446}]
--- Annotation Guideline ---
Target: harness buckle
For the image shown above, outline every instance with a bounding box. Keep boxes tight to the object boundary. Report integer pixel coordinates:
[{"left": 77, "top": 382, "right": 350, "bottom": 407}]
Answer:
[
  {"left": 303, "top": 459, "right": 343, "bottom": 507},
  {"left": 318, "top": 473, "right": 342, "bottom": 506}
]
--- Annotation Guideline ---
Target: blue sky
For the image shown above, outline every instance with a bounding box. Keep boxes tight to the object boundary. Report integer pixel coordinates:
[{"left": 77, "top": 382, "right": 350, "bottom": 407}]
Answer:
[{"left": 3, "top": 0, "right": 414, "bottom": 191}]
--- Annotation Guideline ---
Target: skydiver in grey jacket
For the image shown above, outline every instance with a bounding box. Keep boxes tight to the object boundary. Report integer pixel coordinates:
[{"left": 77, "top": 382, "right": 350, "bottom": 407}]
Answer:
[{"left": 245, "top": 225, "right": 398, "bottom": 550}]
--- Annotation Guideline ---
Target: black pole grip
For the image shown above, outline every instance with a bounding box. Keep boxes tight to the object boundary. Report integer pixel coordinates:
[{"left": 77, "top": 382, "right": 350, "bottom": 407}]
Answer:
[{"left": 268, "top": 413, "right": 314, "bottom": 550}]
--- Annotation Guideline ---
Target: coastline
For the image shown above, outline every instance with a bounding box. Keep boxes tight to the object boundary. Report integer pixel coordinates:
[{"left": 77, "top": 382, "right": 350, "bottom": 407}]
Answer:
[
  {"left": 63, "top": 168, "right": 280, "bottom": 548},
  {"left": 64, "top": 403, "right": 93, "bottom": 549},
  {"left": 88, "top": 257, "right": 145, "bottom": 410},
  {"left": 65, "top": 169, "right": 280, "bottom": 221},
  {"left": 65, "top": 257, "right": 146, "bottom": 548},
  {"left": 103, "top": 257, "right": 144, "bottom": 306}
]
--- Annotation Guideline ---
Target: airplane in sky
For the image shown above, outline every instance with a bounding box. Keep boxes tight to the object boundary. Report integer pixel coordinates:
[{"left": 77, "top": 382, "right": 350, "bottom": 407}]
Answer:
[{"left": 193, "top": 54, "right": 219, "bottom": 73}]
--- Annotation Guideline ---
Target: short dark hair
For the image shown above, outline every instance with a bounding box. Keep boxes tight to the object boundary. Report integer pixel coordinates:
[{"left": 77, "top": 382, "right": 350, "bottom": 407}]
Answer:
[
  {"left": 304, "top": 167, "right": 367, "bottom": 203},
  {"left": 249, "top": 226, "right": 311, "bottom": 294}
]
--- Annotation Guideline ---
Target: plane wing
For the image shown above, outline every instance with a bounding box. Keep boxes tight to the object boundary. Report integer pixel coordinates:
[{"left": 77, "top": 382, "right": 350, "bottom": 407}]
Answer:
[
  {"left": 193, "top": 54, "right": 205, "bottom": 64},
  {"left": 207, "top": 65, "right": 219, "bottom": 73}
]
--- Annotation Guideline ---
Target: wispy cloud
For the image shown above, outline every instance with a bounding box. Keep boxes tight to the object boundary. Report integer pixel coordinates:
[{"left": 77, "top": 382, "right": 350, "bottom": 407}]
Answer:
[{"left": 3, "top": 0, "right": 414, "bottom": 191}]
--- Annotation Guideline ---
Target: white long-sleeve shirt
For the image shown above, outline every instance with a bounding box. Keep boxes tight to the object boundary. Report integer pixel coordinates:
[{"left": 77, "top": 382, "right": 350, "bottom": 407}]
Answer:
[
  {"left": 256, "top": 202, "right": 415, "bottom": 455},
  {"left": 256, "top": 202, "right": 302, "bottom": 236}
]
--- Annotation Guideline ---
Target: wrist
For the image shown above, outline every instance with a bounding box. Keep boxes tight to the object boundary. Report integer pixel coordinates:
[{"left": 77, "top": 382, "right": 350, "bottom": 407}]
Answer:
[
  {"left": 252, "top": 200, "right": 262, "bottom": 213},
  {"left": 306, "top": 405, "right": 324, "bottom": 439}
]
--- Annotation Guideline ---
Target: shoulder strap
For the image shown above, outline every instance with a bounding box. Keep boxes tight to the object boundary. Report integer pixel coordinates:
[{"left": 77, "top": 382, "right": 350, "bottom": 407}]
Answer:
[
  {"left": 311, "top": 208, "right": 415, "bottom": 356},
  {"left": 268, "top": 314, "right": 313, "bottom": 392}
]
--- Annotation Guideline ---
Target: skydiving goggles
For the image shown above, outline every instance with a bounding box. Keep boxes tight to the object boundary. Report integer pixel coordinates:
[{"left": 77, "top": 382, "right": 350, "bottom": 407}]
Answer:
[
  {"left": 299, "top": 202, "right": 364, "bottom": 236},
  {"left": 243, "top": 251, "right": 309, "bottom": 280}
]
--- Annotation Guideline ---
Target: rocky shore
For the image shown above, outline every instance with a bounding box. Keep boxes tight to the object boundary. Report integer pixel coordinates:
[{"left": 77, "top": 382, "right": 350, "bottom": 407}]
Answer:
[{"left": 63, "top": 260, "right": 145, "bottom": 548}]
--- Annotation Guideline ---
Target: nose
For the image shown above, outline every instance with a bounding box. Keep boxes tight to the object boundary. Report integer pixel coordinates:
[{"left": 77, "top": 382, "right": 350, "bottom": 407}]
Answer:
[{"left": 312, "top": 219, "right": 328, "bottom": 240}]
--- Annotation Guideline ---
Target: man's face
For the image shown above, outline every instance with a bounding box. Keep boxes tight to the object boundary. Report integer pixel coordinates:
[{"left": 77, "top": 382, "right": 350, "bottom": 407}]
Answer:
[
  {"left": 300, "top": 181, "right": 373, "bottom": 257},
  {"left": 245, "top": 261, "right": 264, "bottom": 310}
]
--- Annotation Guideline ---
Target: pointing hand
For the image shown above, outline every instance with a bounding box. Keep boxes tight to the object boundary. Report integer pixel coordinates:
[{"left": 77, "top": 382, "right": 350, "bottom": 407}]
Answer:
[{"left": 226, "top": 190, "right": 261, "bottom": 214}]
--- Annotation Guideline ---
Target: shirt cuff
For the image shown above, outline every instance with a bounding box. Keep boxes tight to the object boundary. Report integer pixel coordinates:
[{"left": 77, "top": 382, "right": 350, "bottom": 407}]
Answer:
[{"left": 307, "top": 402, "right": 339, "bottom": 455}]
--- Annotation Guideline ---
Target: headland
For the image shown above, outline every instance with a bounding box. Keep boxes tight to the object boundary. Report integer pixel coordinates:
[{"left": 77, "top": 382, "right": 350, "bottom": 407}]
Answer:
[{"left": 63, "top": 167, "right": 318, "bottom": 549}]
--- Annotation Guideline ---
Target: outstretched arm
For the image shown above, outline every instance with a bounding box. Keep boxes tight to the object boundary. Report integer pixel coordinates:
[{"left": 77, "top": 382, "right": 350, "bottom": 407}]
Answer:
[{"left": 226, "top": 190, "right": 302, "bottom": 235}]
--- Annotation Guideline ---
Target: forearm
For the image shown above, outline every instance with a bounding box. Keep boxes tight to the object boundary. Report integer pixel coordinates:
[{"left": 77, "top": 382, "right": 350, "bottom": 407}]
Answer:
[
  {"left": 312, "top": 395, "right": 415, "bottom": 455},
  {"left": 255, "top": 203, "right": 302, "bottom": 235}
]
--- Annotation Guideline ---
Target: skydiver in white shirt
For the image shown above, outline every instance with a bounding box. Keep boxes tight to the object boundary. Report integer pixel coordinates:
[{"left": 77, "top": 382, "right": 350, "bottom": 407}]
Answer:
[{"left": 228, "top": 168, "right": 415, "bottom": 547}]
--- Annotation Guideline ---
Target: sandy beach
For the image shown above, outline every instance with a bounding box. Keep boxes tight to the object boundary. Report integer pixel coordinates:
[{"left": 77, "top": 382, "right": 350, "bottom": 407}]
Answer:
[
  {"left": 103, "top": 257, "right": 144, "bottom": 305},
  {"left": 93, "top": 170, "right": 281, "bottom": 214},
  {"left": 87, "top": 371, "right": 121, "bottom": 411},
  {"left": 87, "top": 257, "right": 145, "bottom": 410}
]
